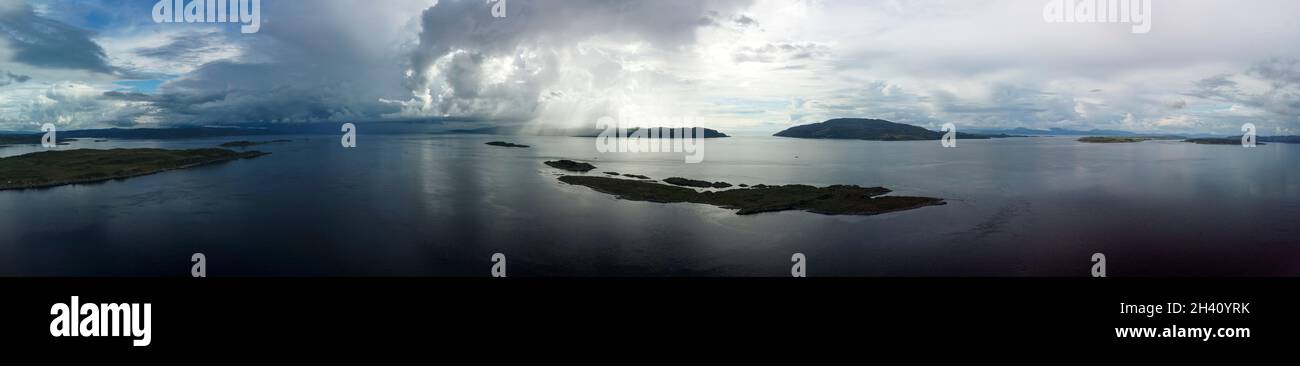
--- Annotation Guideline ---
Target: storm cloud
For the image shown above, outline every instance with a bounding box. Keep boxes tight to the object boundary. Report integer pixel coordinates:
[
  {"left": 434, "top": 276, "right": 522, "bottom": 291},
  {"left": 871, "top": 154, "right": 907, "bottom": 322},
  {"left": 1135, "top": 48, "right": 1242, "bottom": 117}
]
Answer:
[
  {"left": 0, "top": 0, "right": 113, "bottom": 73},
  {"left": 0, "top": 0, "right": 1298, "bottom": 135}
]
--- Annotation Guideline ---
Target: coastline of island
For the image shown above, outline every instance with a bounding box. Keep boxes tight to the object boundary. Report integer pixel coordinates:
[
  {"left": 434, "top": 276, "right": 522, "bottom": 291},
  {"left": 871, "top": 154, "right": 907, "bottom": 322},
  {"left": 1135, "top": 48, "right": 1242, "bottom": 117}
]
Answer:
[
  {"left": 0, "top": 148, "right": 269, "bottom": 191},
  {"left": 773, "top": 118, "right": 1019, "bottom": 141},
  {"left": 557, "top": 175, "right": 945, "bottom": 216},
  {"left": 544, "top": 160, "right": 943, "bottom": 216}
]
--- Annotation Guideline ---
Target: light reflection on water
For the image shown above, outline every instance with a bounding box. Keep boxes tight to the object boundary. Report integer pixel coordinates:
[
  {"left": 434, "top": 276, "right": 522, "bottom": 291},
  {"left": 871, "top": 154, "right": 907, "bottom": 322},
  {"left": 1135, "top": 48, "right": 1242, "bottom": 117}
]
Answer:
[{"left": 0, "top": 133, "right": 1296, "bottom": 276}]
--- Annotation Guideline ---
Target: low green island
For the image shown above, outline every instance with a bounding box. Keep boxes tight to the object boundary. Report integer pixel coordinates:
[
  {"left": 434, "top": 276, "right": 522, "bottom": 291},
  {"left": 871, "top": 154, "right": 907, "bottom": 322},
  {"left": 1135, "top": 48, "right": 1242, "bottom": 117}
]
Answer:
[
  {"left": 1184, "top": 138, "right": 1265, "bottom": 146},
  {"left": 558, "top": 175, "right": 944, "bottom": 216},
  {"left": 219, "top": 139, "right": 292, "bottom": 148},
  {"left": 1078, "top": 136, "right": 1150, "bottom": 143},
  {"left": 0, "top": 148, "right": 268, "bottom": 190},
  {"left": 0, "top": 134, "right": 71, "bottom": 147},
  {"left": 486, "top": 141, "right": 529, "bottom": 148}
]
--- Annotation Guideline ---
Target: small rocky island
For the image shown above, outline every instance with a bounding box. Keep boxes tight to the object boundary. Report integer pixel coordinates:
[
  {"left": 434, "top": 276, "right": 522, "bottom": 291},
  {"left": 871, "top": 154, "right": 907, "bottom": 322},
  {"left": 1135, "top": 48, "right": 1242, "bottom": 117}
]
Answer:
[
  {"left": 486, "top": 141, "right": 529, "bottom": 148},
  {"left": 558, "top": 175, "right": 944, "bottom": 216},
  {"left": 544, "top": 160, "right": 597, "bottom": 172},
  {"left": 0, "top": 148, "right": 268, "bottom": 190}
]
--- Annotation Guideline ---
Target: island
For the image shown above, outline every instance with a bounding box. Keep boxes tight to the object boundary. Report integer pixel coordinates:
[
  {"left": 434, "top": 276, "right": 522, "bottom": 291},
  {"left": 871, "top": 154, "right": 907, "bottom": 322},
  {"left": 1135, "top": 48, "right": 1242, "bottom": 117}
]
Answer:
[
  {"left": 1184, "top": 138, "right": 1265, "bottom": 146},
  {"left": 773, "top": 118, "right": 1000, "bottom": 140},
  {"left": 219, "top": 139, "right": 292, "bottom": 148},
  {"left": 444, "top": 126, "right": 731, "bottom": 139},
  {"left": 1078, "top": 136, "right": 1150, "bottom": 143},
  {"left": 558, "top": 176, "right": 944, "bottom": 216},
  {"left": 0, "top": 134, "right": 71, "bottom": 147},
  {"left": 623, "top": 174, "right": 651, "bottom": 180},
  {"left": 544, "top": 160, "right": 597, "bottom": 172},
  {"left": 622, "top": 127, "right": 729, "bottom": 139},
  {"left": 485, "top": 141, "right": 530, "bottom": 148},
  {"left": 0, "top": 148, "right": 268, "bottom": 190},
  {"left": 565, "top": 127, "right": 730, "bottom": 138}
]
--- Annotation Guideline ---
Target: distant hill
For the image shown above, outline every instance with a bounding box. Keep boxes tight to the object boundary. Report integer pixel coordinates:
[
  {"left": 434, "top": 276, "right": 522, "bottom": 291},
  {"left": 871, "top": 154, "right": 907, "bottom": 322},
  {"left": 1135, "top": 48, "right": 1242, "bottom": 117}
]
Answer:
[
  {"left": 59, "top": 127, "right": 281, "bottom": 139},
  {"left": 442, "top": 126, "right": 520, "bottom": 135},
  {"left": 966, "top": 127, "right": 1138, "bottom": 136},
  {"left": 1261, "top": 136, "right": 1300, "bottom": 144},
  {"left": 773, "top": 118, "right": 1001, "bottom": 140},
  {"left": 443, "top": 126, "right": 729, "bottom": 138},
  {"left": 1183, "top": 135, "right": 1300, "bottom": 145},
  {"left": 573, "top": 127, "right": 729, "bottom": 139}
]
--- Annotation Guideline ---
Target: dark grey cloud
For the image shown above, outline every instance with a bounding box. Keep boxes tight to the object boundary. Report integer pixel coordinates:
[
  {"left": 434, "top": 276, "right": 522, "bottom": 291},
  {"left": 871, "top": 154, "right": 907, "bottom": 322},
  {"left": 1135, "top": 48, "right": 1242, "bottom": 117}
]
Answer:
[
  {"left": 134, "top": 32, "right": 226, "bottom": 65},
  {"left": 117, "top": 61, "right": 400, "bottom": 124},
  {"left": 0, "top": 1, "right": 112, "bottom": 73},
  {"left": 0, "top": 71, "right": 30, "bottom": 86},
  {"left": 732, "top": 14, "right": 758, "bottom": 28},
  {"left": 1249, "top": 57, "right": 1300, "bottom": 87},
  {"left": 402, "top": 0, "right": 752, "bottom": 119},
  {"left": 88, "top": 0, "right": 427, "bottom": 125},
  {"left": 1167, "top": 99, "right": 1187, "bottom": 110}
]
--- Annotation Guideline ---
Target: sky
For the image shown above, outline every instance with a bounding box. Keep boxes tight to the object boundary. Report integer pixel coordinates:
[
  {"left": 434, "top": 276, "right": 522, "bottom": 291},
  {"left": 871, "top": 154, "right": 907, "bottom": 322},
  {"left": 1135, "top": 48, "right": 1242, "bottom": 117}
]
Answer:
[{"left": 0, "top": 0, "right": 1298, "bottom": 135}]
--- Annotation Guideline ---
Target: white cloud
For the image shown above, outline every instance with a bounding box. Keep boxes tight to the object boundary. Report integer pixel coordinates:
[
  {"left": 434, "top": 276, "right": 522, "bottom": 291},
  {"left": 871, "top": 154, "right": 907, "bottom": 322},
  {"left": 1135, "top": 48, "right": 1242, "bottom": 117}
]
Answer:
[{"left": 1, "top": 0, "right": 1299, "bottom": 135}]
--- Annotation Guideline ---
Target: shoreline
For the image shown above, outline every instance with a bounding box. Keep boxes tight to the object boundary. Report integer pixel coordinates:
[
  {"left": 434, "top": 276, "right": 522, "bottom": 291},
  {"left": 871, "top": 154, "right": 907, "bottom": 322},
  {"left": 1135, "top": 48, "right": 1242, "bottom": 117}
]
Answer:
[{"left": 0, "top": 148, "right": 269, "bottom": 191}]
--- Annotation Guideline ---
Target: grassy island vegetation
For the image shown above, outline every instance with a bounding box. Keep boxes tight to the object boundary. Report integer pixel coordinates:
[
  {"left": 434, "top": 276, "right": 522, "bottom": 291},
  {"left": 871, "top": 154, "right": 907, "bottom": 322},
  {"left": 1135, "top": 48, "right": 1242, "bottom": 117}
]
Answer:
[
  {"left": 0, "top": 148, "right": 267, "bottom": 190},
  {"left": 663, "top": 177, "right": 732, "bottom": 188},
  {"left": 774, "top": 118, "right": 1005, "bottom": 140},
  {"left": 558, "top": 175, "right": 944, "bottom": 216}
]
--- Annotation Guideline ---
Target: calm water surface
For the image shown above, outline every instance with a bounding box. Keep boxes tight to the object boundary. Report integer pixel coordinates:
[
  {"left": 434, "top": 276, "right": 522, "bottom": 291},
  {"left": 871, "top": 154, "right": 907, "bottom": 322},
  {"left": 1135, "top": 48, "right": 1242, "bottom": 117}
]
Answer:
[{"left": 1, "top": 132, "right": 1297, "bottom": 276}]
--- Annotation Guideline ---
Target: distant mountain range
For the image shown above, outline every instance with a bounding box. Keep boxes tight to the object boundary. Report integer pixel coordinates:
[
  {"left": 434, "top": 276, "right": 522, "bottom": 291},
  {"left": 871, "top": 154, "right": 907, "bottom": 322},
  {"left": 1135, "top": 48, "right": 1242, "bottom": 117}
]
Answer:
[
  {"left": 774, "top": 118, "right": 1016, "bottom": 140},
  {"left": 774, "top": 119, "right": 1300, "bottom": 144},
  {"left": 445, "top": 126, "right": 730, "bottom": 138},
  {"left": 965, "top": 127, "right": 1140, "bottom": 136},
  {"left": 58, "top": 127, "right": 282, "bottom": 139}
]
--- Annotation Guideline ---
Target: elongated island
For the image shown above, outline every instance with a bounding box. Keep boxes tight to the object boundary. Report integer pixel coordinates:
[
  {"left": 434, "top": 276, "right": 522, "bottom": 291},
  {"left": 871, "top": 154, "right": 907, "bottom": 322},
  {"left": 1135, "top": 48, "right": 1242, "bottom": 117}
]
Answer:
[{"left": 0, "top": 148, "right": 268, "bottom": 190}]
